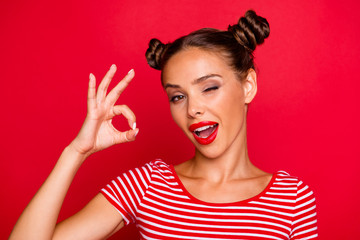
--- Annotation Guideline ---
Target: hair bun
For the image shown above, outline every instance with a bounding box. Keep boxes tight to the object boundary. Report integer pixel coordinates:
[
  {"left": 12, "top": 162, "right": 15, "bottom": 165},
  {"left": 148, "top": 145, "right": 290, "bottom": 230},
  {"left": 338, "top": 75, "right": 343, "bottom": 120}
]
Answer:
[
  {"left": 145, "top": 38, "right": 168, "bottom": 70},
  {"left": 228, "top": 10, "right": 270, "bottom": 52}
]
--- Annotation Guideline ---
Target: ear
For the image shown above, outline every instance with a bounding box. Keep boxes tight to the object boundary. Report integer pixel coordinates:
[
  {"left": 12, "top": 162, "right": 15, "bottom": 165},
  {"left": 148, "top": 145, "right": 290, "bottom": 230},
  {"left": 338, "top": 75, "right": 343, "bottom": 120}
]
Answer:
[{"left": 243, "top": 69, "right": 257, "bottom": 104}]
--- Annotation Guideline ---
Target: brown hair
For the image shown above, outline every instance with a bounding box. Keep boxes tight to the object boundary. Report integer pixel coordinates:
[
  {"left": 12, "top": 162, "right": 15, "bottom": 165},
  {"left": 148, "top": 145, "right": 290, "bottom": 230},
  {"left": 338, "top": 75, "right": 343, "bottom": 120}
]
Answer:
[{"left": 145, "top": 10, "right": 270, "bottom": 82}]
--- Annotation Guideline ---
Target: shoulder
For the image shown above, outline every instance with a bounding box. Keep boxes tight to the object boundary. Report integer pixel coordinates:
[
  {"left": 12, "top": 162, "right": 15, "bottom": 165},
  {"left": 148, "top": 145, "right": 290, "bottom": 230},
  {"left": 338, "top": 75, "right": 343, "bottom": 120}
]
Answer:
[
  {"left": 110, "top": 159, "right": 172, "bottom": 184},
  {"left": 147, "top": 159, "right": 175, "bottom": 179},
  {"left": 274, "top": 170, "right": 309, "bottom": 185},
  {"left": 109, "top": 160, "right": 170, "bottom": 189},
  {"left": 274, "top": 170, "right": 315, "bottom": 189},
  {"left": 124, "top": 159, "right": 170, "bottom": 174},
  {"left": 148, "top": 159, "right": 171, "bottom": 169},
  {"left": 275, "top": 172, "right": 319, "bottom": 237},
  {"left": 273, "top": 170, "right": 317, "bottom": 203},
  {"left": 130, "top": 159, "right": 173, "bottom": 181}
]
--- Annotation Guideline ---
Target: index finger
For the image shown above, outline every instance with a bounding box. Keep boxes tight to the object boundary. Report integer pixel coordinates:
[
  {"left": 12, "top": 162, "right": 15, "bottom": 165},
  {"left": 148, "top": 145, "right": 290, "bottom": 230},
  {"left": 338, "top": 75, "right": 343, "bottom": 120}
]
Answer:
[
  {"left": 106, "top": 69, "right": 135, "bottom": 105},
  {"left": 96, "top": 64, "right": 117, "bottom": 103}
]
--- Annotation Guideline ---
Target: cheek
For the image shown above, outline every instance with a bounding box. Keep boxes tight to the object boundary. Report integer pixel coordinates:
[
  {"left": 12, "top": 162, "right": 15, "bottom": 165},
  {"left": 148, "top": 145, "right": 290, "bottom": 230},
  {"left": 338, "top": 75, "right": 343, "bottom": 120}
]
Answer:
[
  {"left": 227, "top": 96, "right": 247, "bottom": 131},
  {"left": 212, "top": 90, "right": 244, "bottom": 113},
  {"left": 170, "top": 105, "right": 185, "bottom": 129},
  {"left": 211, "top": 90, "right": 246, "bottom": 126}
]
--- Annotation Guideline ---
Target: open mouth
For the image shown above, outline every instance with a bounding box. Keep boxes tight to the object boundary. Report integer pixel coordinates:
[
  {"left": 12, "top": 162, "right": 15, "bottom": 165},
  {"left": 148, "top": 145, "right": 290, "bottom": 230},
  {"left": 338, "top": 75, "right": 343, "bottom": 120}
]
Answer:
[
  {"left": 193, "top": 123, "right": 219, "bottom": 138},
  {"left": 189, "top": 121, "right": 219, "bottom": 145}
]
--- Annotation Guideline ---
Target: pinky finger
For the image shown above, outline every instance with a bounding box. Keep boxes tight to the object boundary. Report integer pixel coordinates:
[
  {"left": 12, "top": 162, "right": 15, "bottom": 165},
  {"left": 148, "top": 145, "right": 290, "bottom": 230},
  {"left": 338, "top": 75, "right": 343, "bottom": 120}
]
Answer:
[{"left": 87, "top": 73, "right": 97, "bottom": 111}]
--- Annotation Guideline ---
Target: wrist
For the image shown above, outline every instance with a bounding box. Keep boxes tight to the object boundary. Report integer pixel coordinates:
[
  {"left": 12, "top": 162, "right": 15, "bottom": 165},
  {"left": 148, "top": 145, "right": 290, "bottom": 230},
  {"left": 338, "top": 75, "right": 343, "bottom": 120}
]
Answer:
[{"left": 66, "top": 143, "right": 92, "bottom": 163}]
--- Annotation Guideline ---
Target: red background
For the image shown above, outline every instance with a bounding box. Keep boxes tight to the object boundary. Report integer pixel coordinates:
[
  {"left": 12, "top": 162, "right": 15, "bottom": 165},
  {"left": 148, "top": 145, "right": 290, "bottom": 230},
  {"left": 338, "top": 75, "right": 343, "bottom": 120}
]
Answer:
[{"left": 1, "top": 0, "right": 359, "bottom": 239}]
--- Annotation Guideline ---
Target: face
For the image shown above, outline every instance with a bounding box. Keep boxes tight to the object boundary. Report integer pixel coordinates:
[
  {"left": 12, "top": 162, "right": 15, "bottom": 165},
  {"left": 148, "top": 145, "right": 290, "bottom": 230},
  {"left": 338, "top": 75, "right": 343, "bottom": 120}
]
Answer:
[{"left": 162, "top": 47, "right": 257, "bottom": 159}]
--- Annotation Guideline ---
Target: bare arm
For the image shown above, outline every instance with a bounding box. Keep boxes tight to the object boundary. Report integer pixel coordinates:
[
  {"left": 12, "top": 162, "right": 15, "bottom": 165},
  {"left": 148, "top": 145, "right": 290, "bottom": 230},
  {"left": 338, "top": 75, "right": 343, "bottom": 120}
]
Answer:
[
  {"left": 9, "top": 65, "right": 138, "bottom": 240},
  {"left": 53, "top": 193, "right": 125, "bottom": 240}
]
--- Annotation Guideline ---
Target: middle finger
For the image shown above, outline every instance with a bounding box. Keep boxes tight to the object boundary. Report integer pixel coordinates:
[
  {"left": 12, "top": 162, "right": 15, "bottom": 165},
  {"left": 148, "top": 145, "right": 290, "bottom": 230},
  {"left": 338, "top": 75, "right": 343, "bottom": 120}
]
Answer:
[
  {"left": 96, "top": 64, "right": 117, "bottom": 103},
  {"left": 106, "top": 69, "right": 135, "bottom": 105}
]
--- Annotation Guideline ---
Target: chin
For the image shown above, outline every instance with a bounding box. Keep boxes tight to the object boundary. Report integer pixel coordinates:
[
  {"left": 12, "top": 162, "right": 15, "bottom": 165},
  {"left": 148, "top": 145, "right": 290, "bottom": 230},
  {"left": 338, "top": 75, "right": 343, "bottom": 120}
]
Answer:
[{"left": 194, "top": 143, "right": 225, "bottom": 160}]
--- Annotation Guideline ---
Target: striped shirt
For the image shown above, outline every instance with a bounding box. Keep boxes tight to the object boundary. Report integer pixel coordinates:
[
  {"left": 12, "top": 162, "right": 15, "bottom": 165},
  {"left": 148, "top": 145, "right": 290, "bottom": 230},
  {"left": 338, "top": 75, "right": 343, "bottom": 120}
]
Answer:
[{"left": 101, "top": 160, "right": 318, "bottom": 239}]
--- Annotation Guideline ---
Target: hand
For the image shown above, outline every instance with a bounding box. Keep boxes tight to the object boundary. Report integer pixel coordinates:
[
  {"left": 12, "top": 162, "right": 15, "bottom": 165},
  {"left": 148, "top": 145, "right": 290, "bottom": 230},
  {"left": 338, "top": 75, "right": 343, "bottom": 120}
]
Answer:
[{"left": 69, "top": 64, "right": 139, "bottom": 158}]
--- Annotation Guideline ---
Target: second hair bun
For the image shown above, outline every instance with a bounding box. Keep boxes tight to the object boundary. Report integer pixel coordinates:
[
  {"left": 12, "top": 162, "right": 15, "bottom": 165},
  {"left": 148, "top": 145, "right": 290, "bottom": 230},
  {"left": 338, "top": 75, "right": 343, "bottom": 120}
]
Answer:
[{"left": 228, "top": 10, "right": 270, "bottom": 52}]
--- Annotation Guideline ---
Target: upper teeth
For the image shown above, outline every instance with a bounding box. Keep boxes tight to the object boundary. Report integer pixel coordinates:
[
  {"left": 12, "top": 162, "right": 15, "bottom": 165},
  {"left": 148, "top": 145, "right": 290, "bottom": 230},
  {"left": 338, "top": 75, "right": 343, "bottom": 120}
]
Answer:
[{"left": 194, "top": 124, "right": 216, "bottom": 132}]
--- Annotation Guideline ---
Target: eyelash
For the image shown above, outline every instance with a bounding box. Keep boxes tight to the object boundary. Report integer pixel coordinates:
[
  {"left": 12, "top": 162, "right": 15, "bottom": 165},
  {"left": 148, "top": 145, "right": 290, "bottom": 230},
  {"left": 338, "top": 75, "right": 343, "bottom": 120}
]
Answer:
[
  {"left": 170, "top": 95, "right": 184, "bottom": 103},
  {"left": 169, "top": 86, "right": 219, "bottom": 103},
  {"left": 203, "top": 86, "right": 219, "bottom": 92}
]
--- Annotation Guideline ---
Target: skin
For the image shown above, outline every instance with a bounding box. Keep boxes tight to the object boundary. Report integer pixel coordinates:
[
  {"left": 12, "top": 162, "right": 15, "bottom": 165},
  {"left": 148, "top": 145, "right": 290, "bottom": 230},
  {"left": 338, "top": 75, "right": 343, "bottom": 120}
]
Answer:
[
  {"left": 10, "top": 47, "right": 272, "bottom": 239},
  {"left": 162, "top": 47, "right": 272, "bottom": 203}
]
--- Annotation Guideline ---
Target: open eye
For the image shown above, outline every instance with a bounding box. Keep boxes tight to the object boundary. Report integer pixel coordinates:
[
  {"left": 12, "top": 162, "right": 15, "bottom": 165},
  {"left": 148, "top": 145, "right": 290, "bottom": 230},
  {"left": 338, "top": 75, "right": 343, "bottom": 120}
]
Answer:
[
  {"left": 203, "top": 86, "right": 219, "bottom": 92},
  {"left": 170, "top": 95, "right": 185, "bottom": 103}
]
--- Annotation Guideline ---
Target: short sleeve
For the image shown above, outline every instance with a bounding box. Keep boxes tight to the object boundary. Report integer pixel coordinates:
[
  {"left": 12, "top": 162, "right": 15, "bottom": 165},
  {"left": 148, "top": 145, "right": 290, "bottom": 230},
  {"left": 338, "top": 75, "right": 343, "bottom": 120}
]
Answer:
[
  {"left": 290, "top": 180, "right": 318, "bottom": 239},
  {"left": 100, "top": 162, "right": 153, "bottom": 225}
]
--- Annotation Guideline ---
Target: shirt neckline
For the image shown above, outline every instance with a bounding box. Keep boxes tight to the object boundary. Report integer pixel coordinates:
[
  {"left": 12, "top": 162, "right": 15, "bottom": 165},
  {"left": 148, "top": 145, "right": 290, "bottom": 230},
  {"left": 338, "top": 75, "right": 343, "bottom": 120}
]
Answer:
[{"left": 169, "top": 164, "right": 277, "bottom": 206}]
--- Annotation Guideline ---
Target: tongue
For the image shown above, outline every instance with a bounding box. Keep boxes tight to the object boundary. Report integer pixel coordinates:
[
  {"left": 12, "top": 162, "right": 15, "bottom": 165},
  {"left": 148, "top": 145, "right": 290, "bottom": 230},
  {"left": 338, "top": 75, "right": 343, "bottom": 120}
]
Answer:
[{"left": 199, "top": 126, "right": 215, "bottom": 138}]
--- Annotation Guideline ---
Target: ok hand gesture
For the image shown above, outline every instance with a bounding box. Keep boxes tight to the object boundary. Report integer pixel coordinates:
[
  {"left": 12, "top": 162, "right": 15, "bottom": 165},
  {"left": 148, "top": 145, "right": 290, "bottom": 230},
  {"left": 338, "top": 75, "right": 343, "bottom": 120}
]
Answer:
[{"left": 70, "top": 64, "right": 139, "bottom": 158}]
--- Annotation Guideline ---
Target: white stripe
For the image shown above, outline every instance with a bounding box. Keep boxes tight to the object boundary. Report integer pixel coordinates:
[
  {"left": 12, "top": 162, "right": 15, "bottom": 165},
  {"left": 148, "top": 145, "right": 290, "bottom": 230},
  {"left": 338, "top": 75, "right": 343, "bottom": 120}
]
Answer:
[
  {"left": 108, "top": 183, "right": 121, "bottom": 203},
  {"left": 292, "top": 226, "right": 318, "bottom": 238},
  {"left": 137, "top": 209, "right": 291, "bottom": 231},
  {"left": 149, "top": 185, "right": 189, "bottom": 199},
  {"left": 292, "top": 219, "right": 317, "bottom": 232},
  {"left": 297, "top": 191, "right": 312, "bottom": 202},
  {"left": 152, "top": 181, "right": 183, "bottom": 192},
  {"left": 117, "top": 176, "right": 138, "bottom": 216},
  {"left": 139, "top": 225, "right": 283, "bottom": 240},
  {"left": 139, "top": 217, "right": 289, "bottom": 238},
  {"left": 260, "top": 196, "right": 296, "bottom": 203},
  {"left": 112, "top": 180, "right": 136, "bottom": 220},
  {"left": 157, "top": 168, "right": 173, "bottom": 174},
  {"left": 294, "top": 204, "right": 315, "bottom": 217},
  {"left": 275, "top": 177, "right": 298, "bottom": 182},
  {"left": 294, "top": 199, "right": 315, "bottom": 212},
  {"left": 130, "top": 170, "right": 144, "bottom": 196},
  {"left": 140, "top": 203, "right": 292, "bottom": 224},
  {"left": 302, "top": 233, "right": 318, "bottom": 239},
  {"left": 270, "top": 187, "right": 297, "bottom": 190},
  {"left": 143, "top": 165, "right": 152, "bottom": 183},
  {"left": 153, "top": 170, "right": 175, "bottom": 180},
  {"left": 251, "top": 200, "right": 294, "bottom": 210},
  {"left": 136, "top": 167, "right": 149, "bottom": 189},
  {"left": 267, "top": 191, "right": 296, "bottom": 196},
  {"left": 124, "top": 173, "right": 141, "bottom": 205},
  {"left": 144, "top": 194, "right": 294, "bottom": 217},
  {"left": 140, "top": 232, "right": 161, "bottom": 240},
  {"left": 293, "top": 212, "right": 317, "bottom": 224},
  {"left": 273, "top": 182, "right": 298, "bottom": 186},
  {"left": 297, "top": 184, "right": 308, "bottom": 195},
  {"left": 152, "top": 175, "right": 178, "bottom": 185},
  {"left": 277, "top": 170, "right": 290, "bottom": 174}
]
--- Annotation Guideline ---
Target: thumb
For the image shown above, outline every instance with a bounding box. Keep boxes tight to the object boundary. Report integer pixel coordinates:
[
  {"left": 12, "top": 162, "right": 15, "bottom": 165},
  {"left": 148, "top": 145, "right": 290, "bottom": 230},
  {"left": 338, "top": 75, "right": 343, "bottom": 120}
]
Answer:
[{"left": 118, "top": 128, "right": 139, "bottom": 143}]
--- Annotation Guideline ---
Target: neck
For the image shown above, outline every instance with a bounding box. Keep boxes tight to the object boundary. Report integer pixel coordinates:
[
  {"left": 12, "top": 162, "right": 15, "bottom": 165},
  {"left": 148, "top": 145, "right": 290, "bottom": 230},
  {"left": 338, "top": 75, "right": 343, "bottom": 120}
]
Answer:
[{"left": 188, "top": 121, "right": 258, "bottom": 183}]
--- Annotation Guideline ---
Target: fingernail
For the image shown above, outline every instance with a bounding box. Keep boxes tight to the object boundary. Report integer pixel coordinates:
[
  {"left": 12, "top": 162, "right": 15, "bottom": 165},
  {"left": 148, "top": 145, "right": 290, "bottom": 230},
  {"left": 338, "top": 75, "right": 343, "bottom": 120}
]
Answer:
[
  {"left": 89, "top": 73, "right": 94, "bottom": 79},
  {"left": 128, "top": 69, "right": 134, "bottom": 74},
  {"left": 132, "top": 122, "right": 136, "bottom": 130},
  {"left": 135, "top": 129, "right": 139, "bottom": 137},
  {"left": 110, "top": 64, "right": 116, "bottom": 69}
]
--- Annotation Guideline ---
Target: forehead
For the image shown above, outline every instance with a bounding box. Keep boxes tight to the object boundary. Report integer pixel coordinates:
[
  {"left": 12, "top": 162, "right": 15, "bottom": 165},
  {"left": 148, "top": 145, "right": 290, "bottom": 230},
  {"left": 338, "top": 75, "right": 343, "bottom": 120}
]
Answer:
[{"left": 161, "top": 48, "right": 232, "bottom": 85}]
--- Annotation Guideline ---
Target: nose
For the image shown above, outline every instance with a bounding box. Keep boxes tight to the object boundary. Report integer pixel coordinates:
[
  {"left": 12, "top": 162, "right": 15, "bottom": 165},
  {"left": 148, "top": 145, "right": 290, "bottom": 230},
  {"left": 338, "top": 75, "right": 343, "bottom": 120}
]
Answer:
[{"left": 187, "top": 97, "right": 204, "bottom": 118}]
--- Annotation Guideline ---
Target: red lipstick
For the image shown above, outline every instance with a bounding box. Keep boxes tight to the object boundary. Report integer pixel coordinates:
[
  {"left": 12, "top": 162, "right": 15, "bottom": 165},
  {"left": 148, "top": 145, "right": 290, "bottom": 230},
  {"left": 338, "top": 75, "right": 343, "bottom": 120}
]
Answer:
[{"left": 189, "top": 121, "right": 219, "bottom": 145}]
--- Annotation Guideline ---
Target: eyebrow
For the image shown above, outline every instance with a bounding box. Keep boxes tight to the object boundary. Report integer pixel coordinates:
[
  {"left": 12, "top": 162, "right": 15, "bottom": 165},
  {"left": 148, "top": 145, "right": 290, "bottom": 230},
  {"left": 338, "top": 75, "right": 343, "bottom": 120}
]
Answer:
[{"left": 164, "top": 74, "right": 222, "bottom": 89}]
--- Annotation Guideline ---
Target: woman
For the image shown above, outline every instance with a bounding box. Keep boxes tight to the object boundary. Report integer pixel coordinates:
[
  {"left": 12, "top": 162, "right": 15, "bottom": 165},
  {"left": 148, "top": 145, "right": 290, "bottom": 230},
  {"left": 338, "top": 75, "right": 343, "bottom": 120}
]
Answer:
[{"left": 10, "top": 10, "right": 318, "bottom": 239}]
